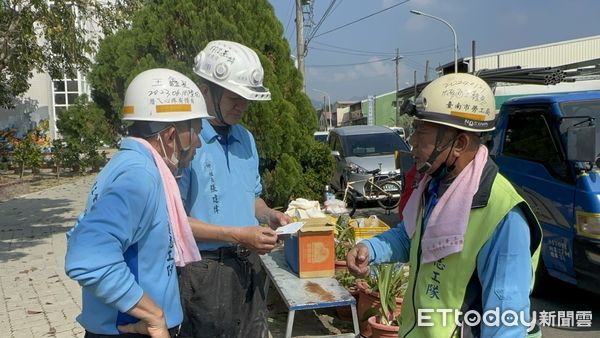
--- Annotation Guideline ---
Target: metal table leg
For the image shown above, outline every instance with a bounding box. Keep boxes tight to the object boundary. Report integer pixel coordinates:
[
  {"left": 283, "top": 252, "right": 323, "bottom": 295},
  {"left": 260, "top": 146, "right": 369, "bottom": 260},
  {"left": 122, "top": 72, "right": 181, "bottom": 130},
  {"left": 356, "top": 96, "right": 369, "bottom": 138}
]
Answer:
[
  {"left": 285, "top": 310, "right": 295, "bottom": 338},
  {"left": 351, "top": 304, "right": 360, "bottom": 336}
]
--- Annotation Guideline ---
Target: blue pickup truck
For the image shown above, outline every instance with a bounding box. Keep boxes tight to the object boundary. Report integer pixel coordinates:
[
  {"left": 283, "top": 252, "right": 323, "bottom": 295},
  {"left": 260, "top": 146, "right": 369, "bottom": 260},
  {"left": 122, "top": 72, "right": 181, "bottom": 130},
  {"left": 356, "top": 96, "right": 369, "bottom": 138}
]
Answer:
[{"left": 489, "top": 91, "right": 600, "bottom": 294}]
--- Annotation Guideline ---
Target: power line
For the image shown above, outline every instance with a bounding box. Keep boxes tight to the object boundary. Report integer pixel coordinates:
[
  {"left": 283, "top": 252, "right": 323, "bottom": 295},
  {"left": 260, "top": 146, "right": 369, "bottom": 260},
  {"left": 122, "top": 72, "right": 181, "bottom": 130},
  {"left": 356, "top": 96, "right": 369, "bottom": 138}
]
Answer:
[
  {"left": 313, "top": 41, "right": 396, "bottom": 55},
  {"left": 311, "top": 46, "right": 394, "bottom": 57},
  {"left": 307, "top": 0, "right": 339, "bottom": 42},
  {"left": 307, "top": 57, "right": 393, "bottom": 68},
  {"left": 313, "top": 0, "right": 410, "bottom": 38},
  {"left": 283, "top": 1, "right": 295, "bottom": 42},
  {"left": 312, "top": 41, "right": 455, "bottom": 57}
]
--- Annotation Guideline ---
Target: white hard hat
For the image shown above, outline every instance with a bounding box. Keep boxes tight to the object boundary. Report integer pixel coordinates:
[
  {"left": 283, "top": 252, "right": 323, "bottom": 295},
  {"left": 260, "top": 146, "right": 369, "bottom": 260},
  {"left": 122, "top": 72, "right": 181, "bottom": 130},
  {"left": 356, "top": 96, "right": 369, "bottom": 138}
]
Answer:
[
  {"left": 415, "top": 73, "right": 496, "bottom": 132},
  {"left": 122, "top": 68, "right": 211, "bottom": 122},
  {"left": 193, "top": 40, "right": 271, "bottom": 101}
]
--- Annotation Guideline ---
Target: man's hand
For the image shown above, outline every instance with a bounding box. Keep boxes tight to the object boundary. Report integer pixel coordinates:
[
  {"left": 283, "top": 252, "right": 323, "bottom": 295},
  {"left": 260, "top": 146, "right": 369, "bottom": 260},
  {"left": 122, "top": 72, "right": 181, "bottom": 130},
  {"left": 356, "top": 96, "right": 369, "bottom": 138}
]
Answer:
[
  {"left": 118, "top": 319, "right": 170, "bottom": 338},
  {"left": 267, "top": 209, "right": 293, "bottom": 230},
  {"left": 234, "top": 226, "right": 277, "bottom": 254},
  {"left": 117, "top": 294, "right": 169, "bottom": 338},
  {"left": 346, "top": 243, "right": 371, "bottom": 277}
]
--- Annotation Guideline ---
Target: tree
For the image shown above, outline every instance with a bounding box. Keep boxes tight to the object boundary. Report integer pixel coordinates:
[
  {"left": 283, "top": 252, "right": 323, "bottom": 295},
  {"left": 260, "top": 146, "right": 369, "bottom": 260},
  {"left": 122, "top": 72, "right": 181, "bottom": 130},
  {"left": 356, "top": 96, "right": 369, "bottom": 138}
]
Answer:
[
  {"left": 56, "top": 95, "right": 112, "bottom": 173},
  {"left": 11, "top": 131, "right": 42, "bottom": 178},
  {"left": 0, "top": 0, "right": 141, "bottom": 108},
  {"left": 89, "top": 0, "right": 333, "bottom": 208}
]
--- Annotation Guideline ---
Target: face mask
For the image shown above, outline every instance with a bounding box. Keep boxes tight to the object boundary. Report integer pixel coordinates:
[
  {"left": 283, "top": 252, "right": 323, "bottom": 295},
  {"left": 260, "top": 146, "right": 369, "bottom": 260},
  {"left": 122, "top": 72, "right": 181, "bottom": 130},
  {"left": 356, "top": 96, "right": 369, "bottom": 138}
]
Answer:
[
  {"left": 158, "top": 126, "right": 197, "bottom": 178},
  {"left": 157, "top": 133, "right": 179, "bottom": 170}
]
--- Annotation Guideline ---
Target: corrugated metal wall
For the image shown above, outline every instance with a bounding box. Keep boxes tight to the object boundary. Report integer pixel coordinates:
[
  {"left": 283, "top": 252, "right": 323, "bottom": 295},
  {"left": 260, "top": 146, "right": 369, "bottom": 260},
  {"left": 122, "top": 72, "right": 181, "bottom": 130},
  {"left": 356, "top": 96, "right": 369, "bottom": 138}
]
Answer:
[{"left": 468, "top": 35, "right": 600, "bottom": 71}]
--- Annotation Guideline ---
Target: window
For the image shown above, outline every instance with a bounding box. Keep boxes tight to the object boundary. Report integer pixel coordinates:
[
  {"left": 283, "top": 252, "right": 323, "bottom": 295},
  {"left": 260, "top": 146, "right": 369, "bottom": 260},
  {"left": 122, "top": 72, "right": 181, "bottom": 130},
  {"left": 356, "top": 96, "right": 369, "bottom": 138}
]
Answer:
[
  {"left": 343, "top": 132, "right": 410, "bottom": 157},
  {"left": 330, "top": 134, "right": 344, "bottom": 156},
  {"left": 52, "top": 76, "right": 84, "bottom": 117},
  {"left": 502, "top": 106, "right": 571, "bottom": 182}
]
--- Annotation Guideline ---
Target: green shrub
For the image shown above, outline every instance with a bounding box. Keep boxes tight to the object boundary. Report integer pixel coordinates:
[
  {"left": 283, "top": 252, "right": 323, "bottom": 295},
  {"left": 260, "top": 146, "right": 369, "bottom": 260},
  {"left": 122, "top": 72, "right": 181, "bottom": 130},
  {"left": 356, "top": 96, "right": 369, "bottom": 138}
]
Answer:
[
  {"left": 11, "top": 133, "right": 43, "bottom": 178},
  {"left": 56, "top": 95, "right": 113, "bottom": 174}
]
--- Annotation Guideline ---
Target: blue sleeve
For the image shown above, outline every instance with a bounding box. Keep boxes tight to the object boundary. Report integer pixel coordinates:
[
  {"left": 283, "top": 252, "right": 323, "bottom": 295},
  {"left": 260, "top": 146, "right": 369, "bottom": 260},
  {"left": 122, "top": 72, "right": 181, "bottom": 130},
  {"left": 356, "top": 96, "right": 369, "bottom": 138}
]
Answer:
[
  {"left": 363, "top": 222, "right": 411, "bottom": 264},
  {"left": 477, "top": 207, "right": 532, "bottom": 337},
  {"left": 65, "top": 169, "right": 158, "bottom": 313}
]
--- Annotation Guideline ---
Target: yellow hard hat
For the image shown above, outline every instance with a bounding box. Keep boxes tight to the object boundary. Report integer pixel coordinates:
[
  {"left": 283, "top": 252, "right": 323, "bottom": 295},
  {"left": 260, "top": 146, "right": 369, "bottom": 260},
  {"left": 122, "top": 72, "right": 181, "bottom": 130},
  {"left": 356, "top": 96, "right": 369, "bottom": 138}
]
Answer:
[{"left": 415, "top": 73, "right": 496, "bottom": 132}]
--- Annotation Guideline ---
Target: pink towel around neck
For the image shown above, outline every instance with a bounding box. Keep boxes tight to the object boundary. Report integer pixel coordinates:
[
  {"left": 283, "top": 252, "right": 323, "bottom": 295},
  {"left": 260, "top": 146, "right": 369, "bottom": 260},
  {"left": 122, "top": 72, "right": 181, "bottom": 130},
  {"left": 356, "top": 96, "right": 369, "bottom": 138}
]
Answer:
[
  {"left": 403, "top": 145, "right": 488, "bottom": 263},
  {"left": 131, "top": 137, "right": 201, "bottom": 267}
]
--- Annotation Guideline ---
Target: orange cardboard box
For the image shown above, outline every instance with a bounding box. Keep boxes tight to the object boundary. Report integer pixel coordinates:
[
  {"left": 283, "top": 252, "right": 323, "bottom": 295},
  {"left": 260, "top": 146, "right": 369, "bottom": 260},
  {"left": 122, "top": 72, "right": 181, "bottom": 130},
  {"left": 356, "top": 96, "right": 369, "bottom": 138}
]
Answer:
[{"left": 284, "top": 218, "right": 335, "bottom": 278}]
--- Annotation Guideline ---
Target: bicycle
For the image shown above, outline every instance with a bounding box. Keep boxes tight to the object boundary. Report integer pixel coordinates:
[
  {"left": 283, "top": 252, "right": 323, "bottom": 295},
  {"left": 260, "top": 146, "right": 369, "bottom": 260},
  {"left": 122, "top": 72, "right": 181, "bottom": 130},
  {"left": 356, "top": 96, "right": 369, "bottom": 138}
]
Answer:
[{"left": 334, "top": 168, "right": 403, "bottom": 217}]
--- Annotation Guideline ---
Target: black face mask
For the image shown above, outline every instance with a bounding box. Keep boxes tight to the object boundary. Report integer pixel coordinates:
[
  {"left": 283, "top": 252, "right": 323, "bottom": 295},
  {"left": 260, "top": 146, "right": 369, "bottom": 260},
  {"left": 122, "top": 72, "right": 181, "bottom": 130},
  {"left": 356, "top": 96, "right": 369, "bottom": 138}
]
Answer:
[
  {"left": 430, "top": 137, "right": 459, "bottom": 179},
  {"left": 417, "top": 126, "right": 457, "bottom": 175}
]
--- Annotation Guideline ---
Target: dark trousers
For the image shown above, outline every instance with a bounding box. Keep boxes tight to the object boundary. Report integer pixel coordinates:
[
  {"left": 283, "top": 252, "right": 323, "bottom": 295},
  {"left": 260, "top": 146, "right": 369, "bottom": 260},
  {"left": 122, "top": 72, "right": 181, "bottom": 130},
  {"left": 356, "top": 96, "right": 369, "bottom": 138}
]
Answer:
[
  {"left": 84, "top": 327, "right": 179, "bottom": 337},
  {"left": 177, "top": 249, "right": 268, "bottom": 338}
]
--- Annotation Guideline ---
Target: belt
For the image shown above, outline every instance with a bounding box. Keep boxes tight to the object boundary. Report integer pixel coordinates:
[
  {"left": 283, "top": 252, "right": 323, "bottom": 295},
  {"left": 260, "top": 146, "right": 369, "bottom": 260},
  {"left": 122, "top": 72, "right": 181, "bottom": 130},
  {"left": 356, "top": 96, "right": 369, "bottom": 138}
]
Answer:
[
  {"left": 200, "top": 245, "right": 251, "bottom": 261},
  {"left": 85, "top": 326, "right": 179, "bottom": 337}
]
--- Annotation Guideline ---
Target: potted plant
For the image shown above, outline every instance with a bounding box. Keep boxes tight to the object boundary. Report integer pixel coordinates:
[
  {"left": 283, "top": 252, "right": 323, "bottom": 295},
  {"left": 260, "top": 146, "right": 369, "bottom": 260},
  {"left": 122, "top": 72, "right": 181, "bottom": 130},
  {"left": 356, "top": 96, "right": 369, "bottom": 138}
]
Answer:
[
  {"left": 334, "top": 214, "right": 355, "bottom": 271},
  {"left": 364, "top": 263, "right": 410, "bottom": 337}
]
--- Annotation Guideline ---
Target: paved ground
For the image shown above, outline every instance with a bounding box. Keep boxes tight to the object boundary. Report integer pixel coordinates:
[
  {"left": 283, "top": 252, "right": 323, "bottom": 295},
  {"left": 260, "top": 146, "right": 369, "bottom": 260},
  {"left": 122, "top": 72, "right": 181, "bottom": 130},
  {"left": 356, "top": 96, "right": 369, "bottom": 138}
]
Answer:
[
  {"left": 0, "top": 174, "right": 360, "bottom": 338},
  {"left": 1, "top": 176, "right": 598, "bottom": 338},
  {"left": 0, "top": 175, "right": 94, "bottom": 338}
]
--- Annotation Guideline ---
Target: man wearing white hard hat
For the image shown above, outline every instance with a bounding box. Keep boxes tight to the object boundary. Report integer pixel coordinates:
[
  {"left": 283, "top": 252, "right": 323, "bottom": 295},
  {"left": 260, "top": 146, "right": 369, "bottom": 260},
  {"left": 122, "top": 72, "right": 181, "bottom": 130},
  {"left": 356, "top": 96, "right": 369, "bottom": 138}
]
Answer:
[
  {"left": 177, "top": 40, "right": 291, "bottom": 337},
  {"left": 65, "top": 68, "right": 211, "bottom": 338},
  {"left": 347, "top": 73, "right": 542, "bottom": 337}
]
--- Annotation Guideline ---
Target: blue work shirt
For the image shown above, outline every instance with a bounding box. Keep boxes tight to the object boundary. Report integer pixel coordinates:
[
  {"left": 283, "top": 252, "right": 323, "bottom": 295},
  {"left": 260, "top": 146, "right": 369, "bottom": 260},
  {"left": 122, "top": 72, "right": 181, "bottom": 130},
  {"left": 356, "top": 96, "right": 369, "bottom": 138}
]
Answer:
[
  {"left": 364, "top": 177, "right": 533, "bottom": 337},
  {"left": 65, "top": 138, "right": 182, "bottom": 334},
  {"left": 179, "top": 119, "right": 262, "bottom": 251}
]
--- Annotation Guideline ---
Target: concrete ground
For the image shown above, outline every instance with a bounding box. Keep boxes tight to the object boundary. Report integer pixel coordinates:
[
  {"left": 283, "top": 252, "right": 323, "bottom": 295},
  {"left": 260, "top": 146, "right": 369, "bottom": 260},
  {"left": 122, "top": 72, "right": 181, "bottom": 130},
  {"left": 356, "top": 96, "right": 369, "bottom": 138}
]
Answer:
[
  {"left": 1, "top": 175, "right": 597, "bottom": 338},
  {"left": 0, "top": 175, "right": 94, "bottom": 337}
]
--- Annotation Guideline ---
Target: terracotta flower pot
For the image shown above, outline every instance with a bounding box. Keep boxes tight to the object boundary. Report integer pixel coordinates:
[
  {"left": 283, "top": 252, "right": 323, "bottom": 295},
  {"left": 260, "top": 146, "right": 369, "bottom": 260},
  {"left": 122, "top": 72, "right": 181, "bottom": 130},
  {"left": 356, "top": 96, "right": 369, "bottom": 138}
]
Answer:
[
  {"left": 335, "top": 259, "right": 348, "bottom": 272},
  {"left": 356, "top": 280, "right": 403, "bottom": 337},
  {"left": 357, "top": 281, "right": 380, "bottom": 337},
  {"left": 368, "top": 315, "right": 400, "bottom": 338}
]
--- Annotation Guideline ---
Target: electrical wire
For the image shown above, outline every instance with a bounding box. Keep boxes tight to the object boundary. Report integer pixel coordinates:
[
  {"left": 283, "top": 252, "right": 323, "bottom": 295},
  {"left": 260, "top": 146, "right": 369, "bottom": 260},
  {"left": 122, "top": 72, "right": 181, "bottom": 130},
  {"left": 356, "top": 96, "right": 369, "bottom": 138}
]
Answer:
[
  {"left": 307, "top": 57, "right": 393, "bottom": 68},
  {"left": 307, "top": 0, "right": 338, "bottom": 42},
  {"left": 283, "top": 1, "right": 295, "bottom": 43},
  {"left": 312, "top": 41, "right": 454, "bottom": 56},
  {"left": 313, "top": 0, "right": 410, "bottom": 39}
]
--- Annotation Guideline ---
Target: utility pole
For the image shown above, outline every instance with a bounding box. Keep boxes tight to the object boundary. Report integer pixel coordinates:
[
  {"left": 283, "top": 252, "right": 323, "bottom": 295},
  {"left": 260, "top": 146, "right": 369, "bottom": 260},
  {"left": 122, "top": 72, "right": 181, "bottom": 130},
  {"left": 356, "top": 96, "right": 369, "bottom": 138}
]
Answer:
[
  {"left": 471, "top": 40, "right": 476, "bottom": 74},
  {"left": 295, "top": 0, "right": 305, "bottom": 92},
  {"left": 393, "top": 48, "right": 402, "bottom": 126},
  {"left": 413, "top": 70, "right": 417, "bottom": 98},
  {"left": 424, "top": 60, "right": 430, "bottom": 82}
]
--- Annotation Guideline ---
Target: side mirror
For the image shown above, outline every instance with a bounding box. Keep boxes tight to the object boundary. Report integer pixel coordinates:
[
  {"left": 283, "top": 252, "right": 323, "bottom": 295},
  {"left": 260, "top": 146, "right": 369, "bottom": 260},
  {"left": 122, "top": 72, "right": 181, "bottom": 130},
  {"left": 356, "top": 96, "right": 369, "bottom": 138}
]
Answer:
[
  {"left": 330, "top": 150, "right": 341, "bottom": 158},
  {"left": 567, "top": 124, "right": 597, "bottom": 162}
]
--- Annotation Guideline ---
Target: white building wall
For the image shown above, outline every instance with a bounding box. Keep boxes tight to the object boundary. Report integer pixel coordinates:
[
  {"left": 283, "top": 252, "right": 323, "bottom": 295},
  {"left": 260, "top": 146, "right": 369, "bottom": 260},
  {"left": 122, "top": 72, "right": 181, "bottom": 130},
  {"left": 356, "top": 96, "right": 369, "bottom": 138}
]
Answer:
[
  {"left": 0, "top": 71, "right": 52, "bottom": 138},
  {"left": 467, "top": 35, "right": 600, "bottom": 71}
]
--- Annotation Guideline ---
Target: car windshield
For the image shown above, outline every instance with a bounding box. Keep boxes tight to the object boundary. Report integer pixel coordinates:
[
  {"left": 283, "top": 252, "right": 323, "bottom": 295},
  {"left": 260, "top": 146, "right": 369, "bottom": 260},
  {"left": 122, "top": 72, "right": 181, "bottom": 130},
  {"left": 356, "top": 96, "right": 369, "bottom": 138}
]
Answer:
[
  {"left": 343, "top": 132, "right": 410, "bottom": 157},
  {"left": 559, "top": 99, "right": 600, "bottom": 153}
]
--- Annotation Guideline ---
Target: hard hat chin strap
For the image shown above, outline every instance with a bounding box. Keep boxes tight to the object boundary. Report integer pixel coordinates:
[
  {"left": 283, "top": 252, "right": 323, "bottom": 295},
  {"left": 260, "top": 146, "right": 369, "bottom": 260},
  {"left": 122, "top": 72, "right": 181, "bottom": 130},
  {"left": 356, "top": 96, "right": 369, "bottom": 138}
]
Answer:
[
  {"left": 208, "top": 83, "right": 230, "bottom": 127},
  {"left": 417, "top": 126, "right": 458, "bottom": 175}
]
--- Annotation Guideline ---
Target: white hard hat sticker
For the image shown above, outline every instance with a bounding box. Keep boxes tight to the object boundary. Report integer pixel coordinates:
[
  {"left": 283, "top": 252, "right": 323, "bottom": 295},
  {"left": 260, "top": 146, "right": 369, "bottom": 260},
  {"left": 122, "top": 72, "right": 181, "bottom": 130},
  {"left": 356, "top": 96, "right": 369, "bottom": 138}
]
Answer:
[{"left": 147, "top": 75, "right": 202, "bottom": 107}]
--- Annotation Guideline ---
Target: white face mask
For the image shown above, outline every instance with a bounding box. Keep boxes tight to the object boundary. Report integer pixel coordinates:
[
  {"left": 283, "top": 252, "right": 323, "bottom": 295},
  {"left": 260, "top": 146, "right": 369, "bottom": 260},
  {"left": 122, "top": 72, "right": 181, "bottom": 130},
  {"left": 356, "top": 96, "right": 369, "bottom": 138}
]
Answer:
[
  {"left": 157, "top": 133, "right": 179, "bottom": 169},
  {"left": 157, "top": 126, "right": 197, "bottom": 178}
]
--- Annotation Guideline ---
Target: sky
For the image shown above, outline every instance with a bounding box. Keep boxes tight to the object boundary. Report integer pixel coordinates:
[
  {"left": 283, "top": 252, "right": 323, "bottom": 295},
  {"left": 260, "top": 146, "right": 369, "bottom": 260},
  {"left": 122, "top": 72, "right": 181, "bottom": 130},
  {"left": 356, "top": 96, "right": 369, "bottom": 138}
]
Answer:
[{"left": 268, "top": 0, "right": 600, "bottom": 104}]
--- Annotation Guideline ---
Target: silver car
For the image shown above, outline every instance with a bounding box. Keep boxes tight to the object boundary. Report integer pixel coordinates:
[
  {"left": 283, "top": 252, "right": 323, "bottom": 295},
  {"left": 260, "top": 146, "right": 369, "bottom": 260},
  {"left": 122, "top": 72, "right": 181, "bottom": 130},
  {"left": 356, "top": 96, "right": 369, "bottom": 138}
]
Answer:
[{"left": 328, "top": 125, "right": 412, "bottom": 204}]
